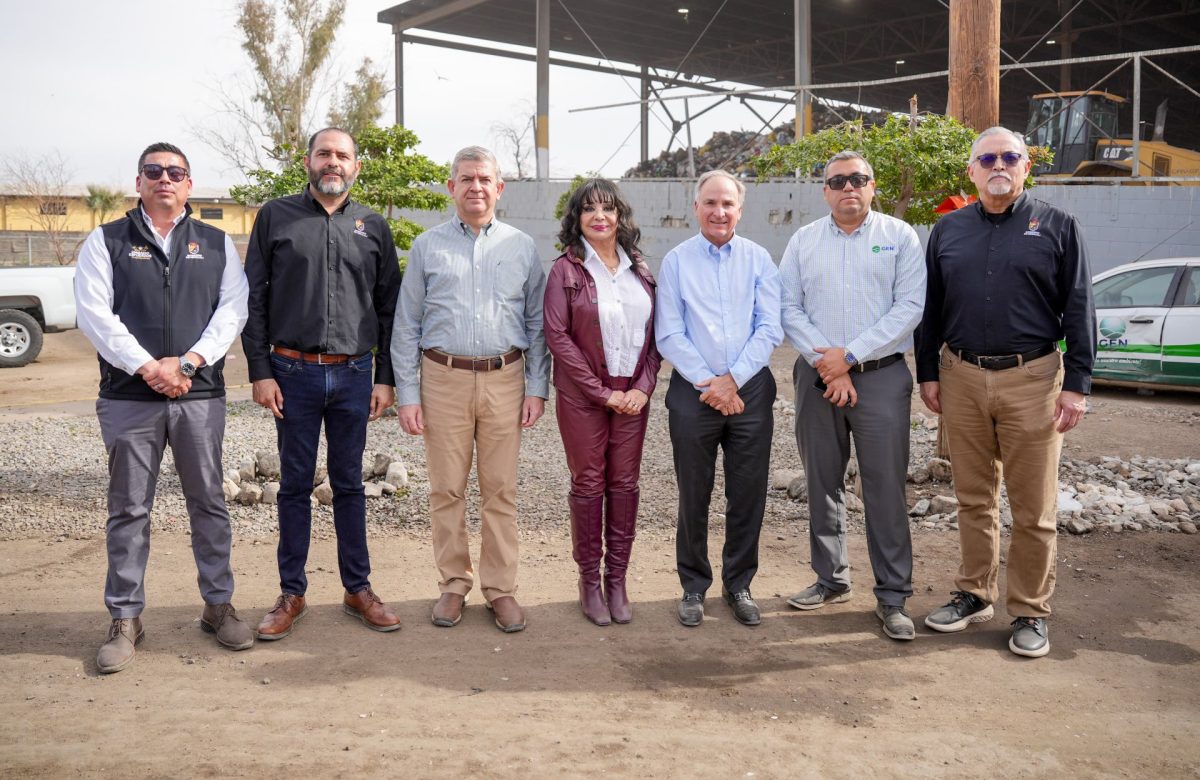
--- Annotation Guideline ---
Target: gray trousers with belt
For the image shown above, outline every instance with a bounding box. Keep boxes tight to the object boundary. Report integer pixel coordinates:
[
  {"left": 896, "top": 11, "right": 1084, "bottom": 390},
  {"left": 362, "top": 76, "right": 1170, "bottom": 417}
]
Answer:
[
  {"left": 96, "top": 397, "right": 234, "bottom": 618},
  {"left": 793, "top": 358, "right": 913, "bottom": 606}
]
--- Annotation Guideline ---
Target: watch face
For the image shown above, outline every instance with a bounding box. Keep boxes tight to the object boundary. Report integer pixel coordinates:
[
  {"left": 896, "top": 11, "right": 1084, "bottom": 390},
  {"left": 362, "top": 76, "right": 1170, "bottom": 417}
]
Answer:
[{"left": 180, "top": 359, "right": 197, "bottom": 377}]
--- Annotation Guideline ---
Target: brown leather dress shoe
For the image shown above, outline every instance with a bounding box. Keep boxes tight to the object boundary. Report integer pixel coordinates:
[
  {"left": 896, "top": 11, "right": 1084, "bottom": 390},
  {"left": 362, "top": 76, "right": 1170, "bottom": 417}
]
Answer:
[
  {"left": 201, "top": 602, "right": 255, "bottom": 650},
  {"left": 487, "top": 595, "right": 526, "bottom": 633},
  {"left": 97, "top": 617, "right": 144, "bottom": 674},
  {"left": 256, "top": 594, "right": 307, "bottom": 641},
  {"left": 343, "top": 588, "right": 402, "bottom": 632},
  {"left": 431, "top": 592, "right": 468, "bottom": 627}
]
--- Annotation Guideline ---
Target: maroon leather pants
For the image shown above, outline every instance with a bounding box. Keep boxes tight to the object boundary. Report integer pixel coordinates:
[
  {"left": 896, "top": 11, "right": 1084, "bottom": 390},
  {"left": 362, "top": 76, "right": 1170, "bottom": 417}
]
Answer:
[{"left": 555, "top": 377, "right": 649, "bottom": 497}]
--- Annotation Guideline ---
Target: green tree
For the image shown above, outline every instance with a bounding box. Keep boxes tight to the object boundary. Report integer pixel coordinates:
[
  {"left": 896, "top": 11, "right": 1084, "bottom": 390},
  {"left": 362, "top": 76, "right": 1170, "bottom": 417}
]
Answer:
[
  {"left": 84, "top": 185, "right": 125, "bottom": 227},
  {"left": 230, "top": 125, "right": 450, "bottom": 261},
  {"left": 754, "top": 114, "right": 1051, "bottom": 226}
]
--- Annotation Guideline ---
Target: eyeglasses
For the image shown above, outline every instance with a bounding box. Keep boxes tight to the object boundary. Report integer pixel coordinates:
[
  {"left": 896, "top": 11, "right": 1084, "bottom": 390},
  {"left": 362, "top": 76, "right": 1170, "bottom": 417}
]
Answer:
[
  {"left": 825, "top": 173, "right": 871, "bottom": 189},
  {"left": 140, "top": 164, "right": 189, "bottom": 182},
  {"left": 974, "top": 152, "right": 1024, "bottom": 168}
]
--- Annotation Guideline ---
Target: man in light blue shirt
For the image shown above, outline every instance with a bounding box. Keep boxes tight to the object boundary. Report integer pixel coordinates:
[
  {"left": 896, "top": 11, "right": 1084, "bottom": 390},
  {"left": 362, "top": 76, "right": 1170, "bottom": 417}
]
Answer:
[
  {"left": 779, "top": 150, "right": 926, "bottom": 641},
  {"left": 656, "top": 170, "right": 783, "bottom": 628}
]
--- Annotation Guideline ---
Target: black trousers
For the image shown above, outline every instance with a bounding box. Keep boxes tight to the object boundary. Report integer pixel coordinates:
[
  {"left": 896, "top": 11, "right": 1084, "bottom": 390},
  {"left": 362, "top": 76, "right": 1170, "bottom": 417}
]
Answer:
[{"left": 666, "top": 367, "right": 776, "bottom": 595}]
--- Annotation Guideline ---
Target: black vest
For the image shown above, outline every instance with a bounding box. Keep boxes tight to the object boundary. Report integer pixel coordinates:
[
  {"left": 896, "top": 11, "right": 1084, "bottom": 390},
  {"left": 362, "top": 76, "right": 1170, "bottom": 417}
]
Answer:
[{"left": 97, "top": 204, "right": 229, "bottom": 401}]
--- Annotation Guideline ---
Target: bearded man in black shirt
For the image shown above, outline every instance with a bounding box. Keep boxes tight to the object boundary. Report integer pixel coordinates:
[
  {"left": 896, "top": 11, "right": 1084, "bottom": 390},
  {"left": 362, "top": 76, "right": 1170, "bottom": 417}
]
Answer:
[{"left": 916, "top": 126, "right": 1095, "bottom": 659}]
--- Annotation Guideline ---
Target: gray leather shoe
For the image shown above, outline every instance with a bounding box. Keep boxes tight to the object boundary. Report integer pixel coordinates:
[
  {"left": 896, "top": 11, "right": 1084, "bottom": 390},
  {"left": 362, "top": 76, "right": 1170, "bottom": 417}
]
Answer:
[
  {"left": 1009, "top": 617, "right": 1050, "bottom": 658},
  {"left": 201, "top": 603, "right": 255, "bottom": 650},
  {"left": 97, "top": 617, "right": 144, "bottom": 674},
  {"left": 722, "top": 589, "right": 761, "bottom": 626},
  {"left": 876, "top": 603, "right": 915, "bottom": 641},
  {"left": 787, "top": 582, "right": 852, "bottom": 611},
  {"left": 677, "top": 592, "right": 705, "bottom": 627},
  {"left": 924, "top": 590, "right": 993, "bottom": 633}
]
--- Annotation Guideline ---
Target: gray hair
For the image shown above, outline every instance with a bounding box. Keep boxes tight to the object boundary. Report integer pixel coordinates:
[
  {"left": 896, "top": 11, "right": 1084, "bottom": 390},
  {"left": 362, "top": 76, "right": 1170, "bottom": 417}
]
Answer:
[
  {"left": 451, "top": 146, "right": 502, "bottom": 181},
  {"left": 693, "top": 170, "right": 745, "bottom": 205},
  {"left": 824, "top": 150, "right": 874, "bottom": 180},
  {"left": 969, "top": 127, "right": 1028, "bottom": 162}
]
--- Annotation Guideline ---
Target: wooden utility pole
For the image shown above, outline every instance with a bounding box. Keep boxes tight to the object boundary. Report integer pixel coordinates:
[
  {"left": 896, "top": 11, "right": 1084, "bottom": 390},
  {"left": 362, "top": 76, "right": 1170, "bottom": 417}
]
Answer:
[{"left": 947, "top": 0, "right": 1000, "bottom": 130}]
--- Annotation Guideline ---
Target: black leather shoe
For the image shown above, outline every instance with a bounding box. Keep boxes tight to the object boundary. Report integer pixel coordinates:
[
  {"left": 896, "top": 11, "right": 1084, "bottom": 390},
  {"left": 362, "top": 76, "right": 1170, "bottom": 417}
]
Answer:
[
  {"left": 677, "top": 592, "right": 705, "bottom": 627},
  {"left": 722, "top": 589, "right": 761, "bottom": 626}
]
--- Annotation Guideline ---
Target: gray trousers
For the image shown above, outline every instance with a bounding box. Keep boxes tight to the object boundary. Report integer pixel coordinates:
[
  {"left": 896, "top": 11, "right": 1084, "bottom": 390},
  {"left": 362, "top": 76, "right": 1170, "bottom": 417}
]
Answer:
[
  {"left": 96, "top": 397, "right": 234, "bottom": 618},
  {"left": 793, "top": 358, "right": 913, "bottom": 606}
]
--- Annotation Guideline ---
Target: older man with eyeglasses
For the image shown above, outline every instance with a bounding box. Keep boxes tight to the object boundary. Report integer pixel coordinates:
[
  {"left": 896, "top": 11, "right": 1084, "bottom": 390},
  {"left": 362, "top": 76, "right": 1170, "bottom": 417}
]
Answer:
[
  {"left": 915, "top": 126, "right": 1096, "bottom": 658},
  {"left": 779, "top": 150, "right": 926, "bottom": 641}
]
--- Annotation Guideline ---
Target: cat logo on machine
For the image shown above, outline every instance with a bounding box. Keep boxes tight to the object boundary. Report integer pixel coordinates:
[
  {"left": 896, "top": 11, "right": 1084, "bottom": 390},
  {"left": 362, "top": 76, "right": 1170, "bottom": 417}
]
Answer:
[
  {"left": 1097, "top": 316, "right": 1128, "bottom": 347},
  {"left": 185, "top": 241, "right": 204, "bottom": 259},
  {"left": 128, "top": 245, "right": 152, "bottom": 261},
  {"left": 353, "top": 218, "right": 368, "bottom": 238}
]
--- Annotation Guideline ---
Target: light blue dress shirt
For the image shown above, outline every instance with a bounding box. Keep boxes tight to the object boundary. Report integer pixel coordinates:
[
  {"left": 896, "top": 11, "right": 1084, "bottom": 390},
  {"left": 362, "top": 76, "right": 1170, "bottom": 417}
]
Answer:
[{"left": 655, "top": 233, "right": 783, "bottom": 389}]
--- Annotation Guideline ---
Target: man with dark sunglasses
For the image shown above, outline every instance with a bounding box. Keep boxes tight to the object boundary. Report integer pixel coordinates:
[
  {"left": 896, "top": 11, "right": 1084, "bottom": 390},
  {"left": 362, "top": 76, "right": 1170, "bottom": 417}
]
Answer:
[
  {"left": 916, "top": 126, "right": 1096, "bottom": 658},
  {"left": 779, "top": 150, "right": 926, "bottom": 641},
  {"left": 242, "top": 127, "right": 403, "bottom": 640},
  {"left": 75, "top": 142, "right": 252, "bottom": 673}
]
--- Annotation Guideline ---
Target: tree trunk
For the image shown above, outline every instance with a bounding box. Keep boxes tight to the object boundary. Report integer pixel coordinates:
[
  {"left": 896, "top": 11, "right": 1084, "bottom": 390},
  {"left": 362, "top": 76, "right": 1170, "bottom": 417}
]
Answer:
[{"left": 947, "top": 0, "right": 1000, "bottom": 131}]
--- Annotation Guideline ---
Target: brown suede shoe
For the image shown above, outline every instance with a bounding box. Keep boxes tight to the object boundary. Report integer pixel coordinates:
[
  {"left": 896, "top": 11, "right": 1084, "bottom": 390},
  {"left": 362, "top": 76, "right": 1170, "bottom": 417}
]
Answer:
[
  {"left": 97, "top": 617, "right": 144, "bottom": 674},
  {"left": 256, "top": 594, "right": 307, "bottom": 641},
  {"left": 431, "top": 592, "right": 468, "bottom": 627},
  {"left": 201, "top": 602, "right": 255, "bottom": 650},
  {"left": 486, "top": 596, "right": 526, "bottom": 633},
  {"left": 343, "top": 588, "right": 402, "bottom": 632}
]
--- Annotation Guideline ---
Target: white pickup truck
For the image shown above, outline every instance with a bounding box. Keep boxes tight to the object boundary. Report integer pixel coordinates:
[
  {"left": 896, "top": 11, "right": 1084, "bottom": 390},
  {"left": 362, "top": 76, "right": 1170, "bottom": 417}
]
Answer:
[{"left": 0, "top": 266, "right": 77, "bottom": 367}]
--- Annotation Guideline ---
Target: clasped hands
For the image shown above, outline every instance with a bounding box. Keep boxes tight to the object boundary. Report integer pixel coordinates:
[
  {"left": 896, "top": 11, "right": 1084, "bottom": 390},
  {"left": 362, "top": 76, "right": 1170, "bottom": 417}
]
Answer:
[
  {"left": 697, "top": 373, "right": 744, "bottom": 416},
  {"left": 814, "top": 346, "right": 857, "bottom": 408},
  {"left": 138, "top": 357, "right": 190, "bottom": 399},
  {"left": 604, "top": 388, "right": 649, "bottom": 415}
]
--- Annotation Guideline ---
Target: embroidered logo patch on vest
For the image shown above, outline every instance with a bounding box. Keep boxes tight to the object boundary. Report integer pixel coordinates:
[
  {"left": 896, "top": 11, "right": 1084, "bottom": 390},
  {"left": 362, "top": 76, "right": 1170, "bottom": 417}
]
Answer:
[
  {"left": 353, "top": 218, "right": 369, "bottom": 238},
  {"left": 185, "top": 241, "right": 204, "bottom": 259},
  {"left": 129, "top": 245, "right": 152, "bottom": 261}
]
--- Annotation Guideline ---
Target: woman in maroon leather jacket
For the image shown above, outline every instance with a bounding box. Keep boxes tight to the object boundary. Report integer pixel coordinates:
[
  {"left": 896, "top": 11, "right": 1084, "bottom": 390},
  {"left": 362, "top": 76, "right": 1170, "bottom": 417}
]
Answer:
[{"left": 544, "top": 178, "right": 661, "bottom": 626}]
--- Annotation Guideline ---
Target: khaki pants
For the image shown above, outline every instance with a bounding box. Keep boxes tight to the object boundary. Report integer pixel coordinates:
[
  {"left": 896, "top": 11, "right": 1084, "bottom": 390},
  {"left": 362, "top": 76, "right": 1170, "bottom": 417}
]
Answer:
[
  {"left": 421, "top": 354, "right": 525, "bottom": 602},
  {"left": 938, "top": 346, "right": 1064, "bottom": 617}
]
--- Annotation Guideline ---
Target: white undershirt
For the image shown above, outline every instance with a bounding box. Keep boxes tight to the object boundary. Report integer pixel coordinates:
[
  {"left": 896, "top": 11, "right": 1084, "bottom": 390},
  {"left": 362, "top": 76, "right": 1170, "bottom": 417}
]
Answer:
[{"left": 581, "top": 238, "right": 652, "bottom": 378}]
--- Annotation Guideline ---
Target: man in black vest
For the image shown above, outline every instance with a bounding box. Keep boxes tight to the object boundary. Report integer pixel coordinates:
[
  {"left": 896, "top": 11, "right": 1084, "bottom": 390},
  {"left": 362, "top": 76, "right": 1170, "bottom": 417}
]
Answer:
[{"left": 75, "top": 142, "right": 252, "bottom": 673}]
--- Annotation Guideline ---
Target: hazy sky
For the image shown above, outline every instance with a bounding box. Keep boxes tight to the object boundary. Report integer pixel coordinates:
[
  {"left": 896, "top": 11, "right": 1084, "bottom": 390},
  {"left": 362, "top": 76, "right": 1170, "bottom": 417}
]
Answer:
[{"left": 0, "top": 0, "right": 793, "bottom": 190}]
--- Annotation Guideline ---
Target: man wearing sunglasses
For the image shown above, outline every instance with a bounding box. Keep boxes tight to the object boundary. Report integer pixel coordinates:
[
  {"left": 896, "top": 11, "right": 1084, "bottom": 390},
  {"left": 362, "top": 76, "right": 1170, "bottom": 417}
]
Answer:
[
  {"left": 75, "top": 142, "right": 252, "bottom": 673},
  {"left": 242, "top": 127, "right": 403, "bottom": 640},
  {"left": 916, "top": 126, "right": 1095, "bottom": 658},
  {"left": 779, "top": 151, "right": 926, "bottom": 641}
]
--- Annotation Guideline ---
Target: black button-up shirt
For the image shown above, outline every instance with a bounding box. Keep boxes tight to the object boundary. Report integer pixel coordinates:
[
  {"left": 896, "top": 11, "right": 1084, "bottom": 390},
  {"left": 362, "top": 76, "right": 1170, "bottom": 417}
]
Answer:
[
  {"left": 916, "top": 192, "right": 1096, "bottom": 393},
  {"left": 242, "top": 187, "right": 401, "bottom": 385}
]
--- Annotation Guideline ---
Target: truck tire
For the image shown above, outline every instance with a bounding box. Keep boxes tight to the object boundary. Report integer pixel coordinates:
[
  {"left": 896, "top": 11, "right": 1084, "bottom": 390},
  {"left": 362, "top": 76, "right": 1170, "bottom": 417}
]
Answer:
[{"left": 0, "top": 309, "right": 43, "bottom": 368}]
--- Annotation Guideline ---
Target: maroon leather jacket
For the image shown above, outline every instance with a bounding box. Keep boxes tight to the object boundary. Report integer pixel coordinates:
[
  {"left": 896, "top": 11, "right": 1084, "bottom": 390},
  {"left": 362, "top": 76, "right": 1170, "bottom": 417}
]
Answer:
[{"left": 543, "top": 246, "right": 661, "bottom": 406}]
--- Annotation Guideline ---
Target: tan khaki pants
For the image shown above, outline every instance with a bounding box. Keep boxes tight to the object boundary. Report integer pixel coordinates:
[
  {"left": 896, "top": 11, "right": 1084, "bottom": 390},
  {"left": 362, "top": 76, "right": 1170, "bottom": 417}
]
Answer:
[
  {"left": 421, "top": 354, "right": 525, "bottom": 601},
  {"left": 938, "top": 346, "right": 1064, "bottom": 617}
]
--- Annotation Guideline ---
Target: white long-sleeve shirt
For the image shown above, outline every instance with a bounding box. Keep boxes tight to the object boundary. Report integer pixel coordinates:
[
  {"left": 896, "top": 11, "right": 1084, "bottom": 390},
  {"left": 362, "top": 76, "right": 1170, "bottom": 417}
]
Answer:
[{"left": 580, "top": 239, "right": 653, "bottom": 378}]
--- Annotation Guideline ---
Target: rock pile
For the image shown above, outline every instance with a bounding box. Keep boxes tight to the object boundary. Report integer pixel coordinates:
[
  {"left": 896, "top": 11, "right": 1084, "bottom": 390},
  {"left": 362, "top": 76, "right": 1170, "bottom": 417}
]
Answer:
[{"left": 221, "top": 450, "right": 409, "bottom": 507}]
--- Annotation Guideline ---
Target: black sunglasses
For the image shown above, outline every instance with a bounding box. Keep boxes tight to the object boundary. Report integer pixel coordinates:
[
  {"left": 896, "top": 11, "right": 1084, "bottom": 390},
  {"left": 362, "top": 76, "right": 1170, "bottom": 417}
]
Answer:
[
  {"left": 825, "top": 173, "right": 871, "bottom": 189},
  {"left": 974, "top": 151, "right": 1024, "bottom": 168},
  {"left": 140, "top": 164, "right": 189, "bottom": 182}
]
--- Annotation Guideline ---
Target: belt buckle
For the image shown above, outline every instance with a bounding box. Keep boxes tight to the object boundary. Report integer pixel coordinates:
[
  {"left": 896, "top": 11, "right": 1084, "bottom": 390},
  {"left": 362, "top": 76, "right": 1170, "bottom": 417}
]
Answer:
[{"left": 316, "top": 353, "right": 331, "bottom": 365}]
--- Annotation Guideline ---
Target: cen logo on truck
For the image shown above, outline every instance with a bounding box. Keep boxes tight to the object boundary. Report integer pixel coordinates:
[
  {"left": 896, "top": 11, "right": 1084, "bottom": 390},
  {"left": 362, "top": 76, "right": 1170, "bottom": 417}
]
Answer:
[{"left": 1098, "top": 316, "right": 1128, "bottom": 346}]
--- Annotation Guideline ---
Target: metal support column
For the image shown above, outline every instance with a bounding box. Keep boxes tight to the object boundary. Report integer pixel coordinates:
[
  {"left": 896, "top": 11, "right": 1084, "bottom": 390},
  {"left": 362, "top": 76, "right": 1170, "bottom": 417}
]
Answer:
[
  {"left": 1131, "top": 54, "right": 1141, "bottom": 177},
  {"left": 393, "top": 26, "right": 404, "bottom": 127},
  {"left": 640, "top": 66, "right": 650, "bottom": 163},
  {"left": 535, "top": 0, "right": 550, "bottom": 179},
  {"left": 794, "top": 0, "right": 812, "bottom": 138}
]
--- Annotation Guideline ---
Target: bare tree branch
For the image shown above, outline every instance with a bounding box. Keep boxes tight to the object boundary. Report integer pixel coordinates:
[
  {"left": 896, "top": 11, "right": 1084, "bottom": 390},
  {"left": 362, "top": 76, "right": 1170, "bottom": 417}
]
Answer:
[{"left": 2, "top": 151, "right": 75, "bottom": 265}]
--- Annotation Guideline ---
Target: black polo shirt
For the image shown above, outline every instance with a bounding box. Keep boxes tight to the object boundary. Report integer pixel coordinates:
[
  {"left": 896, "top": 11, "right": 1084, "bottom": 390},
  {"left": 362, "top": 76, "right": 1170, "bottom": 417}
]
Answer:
[
  {"left": 242, "top": 187, "right": 401, "bottom": 385},
  {"left": 915, "top": 192, "right": 1096, "bottom": 394}
]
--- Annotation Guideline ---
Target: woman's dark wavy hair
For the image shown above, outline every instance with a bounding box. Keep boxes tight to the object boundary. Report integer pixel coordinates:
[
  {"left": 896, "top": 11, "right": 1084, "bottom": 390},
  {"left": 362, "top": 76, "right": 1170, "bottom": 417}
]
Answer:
[{"left": 558, "top": 178, "right": 643, "bottom": 261}]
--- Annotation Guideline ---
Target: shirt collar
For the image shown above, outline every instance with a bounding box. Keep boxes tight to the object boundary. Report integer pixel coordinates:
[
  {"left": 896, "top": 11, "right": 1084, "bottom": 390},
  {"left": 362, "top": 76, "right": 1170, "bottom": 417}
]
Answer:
[
  {"left": 700, "top": 233, "right": 735, "bottom": 259},
  {"left": 458, "top": 218, "right": 496, "bottom": 236},
  {"left": 139, "top": 204, "right": 186, "bottom": 229},
  {"left": 303, "top": 185, "right": 352, "bottom": 214},
  {"left": 826, "top": 209, "right": 874, "bottom": 236},
  {"left": 581, "top": 238, "right": 631, "bottom": 271},
  {"left": 974, "top": 191, "right": 1027, "bottom": 220}
]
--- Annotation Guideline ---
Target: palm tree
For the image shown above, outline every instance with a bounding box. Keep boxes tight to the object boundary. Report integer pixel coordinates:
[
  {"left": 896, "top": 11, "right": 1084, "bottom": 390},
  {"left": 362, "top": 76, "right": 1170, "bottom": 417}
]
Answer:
[{"left": 84, "top": 185, "right": 125, "bottom": 228}]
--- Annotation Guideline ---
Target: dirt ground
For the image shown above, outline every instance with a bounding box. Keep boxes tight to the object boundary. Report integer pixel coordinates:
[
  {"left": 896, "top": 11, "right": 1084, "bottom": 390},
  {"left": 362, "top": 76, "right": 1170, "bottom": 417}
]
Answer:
[{"left": 1, "top": 331, "right": 1199, "bottom": 778}]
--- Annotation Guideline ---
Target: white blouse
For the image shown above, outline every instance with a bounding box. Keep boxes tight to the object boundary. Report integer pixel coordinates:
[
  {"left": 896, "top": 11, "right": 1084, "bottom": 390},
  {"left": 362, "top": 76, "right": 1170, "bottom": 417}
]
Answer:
[{"left": 581, "top": 239, "right": 653, "bottom": 378}]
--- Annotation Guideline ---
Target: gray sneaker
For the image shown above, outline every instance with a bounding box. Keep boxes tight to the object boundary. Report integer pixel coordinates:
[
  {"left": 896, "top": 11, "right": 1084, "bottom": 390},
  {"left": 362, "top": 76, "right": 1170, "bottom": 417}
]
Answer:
[
  {"left": 677, "top": 592, "right": 705, "bottom": 627},
  {"left": 876, "top": 603, "right": 915, "bottom": 641},
  {"left": 97, "top": 617, "right": 144, "bottom": 674},
  {"left": 1009, "top": 617, "right": 1050, "bottom": 658},
  {"left": 924, "top": 590, "right": 994, "bottom": 633},
  {"left": 787, "top": 582, "right": 852, "bottom": 611}
]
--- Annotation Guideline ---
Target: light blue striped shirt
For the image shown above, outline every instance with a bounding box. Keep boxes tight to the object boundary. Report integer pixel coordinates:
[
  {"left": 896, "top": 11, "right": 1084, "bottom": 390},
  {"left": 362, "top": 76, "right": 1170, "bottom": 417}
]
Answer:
[
  {"left": 392, "top": 218, "right": 549, "bottom": 405},
  {"left": 655, "top": 233, "right": 783, "bottom": 388},
  {"left": 779, "top": 210, "right": 926, "bottom": 366}
]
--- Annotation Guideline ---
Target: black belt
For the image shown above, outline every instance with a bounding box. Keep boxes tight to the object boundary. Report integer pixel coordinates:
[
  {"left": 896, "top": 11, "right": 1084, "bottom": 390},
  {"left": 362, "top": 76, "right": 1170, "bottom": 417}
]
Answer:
[
  {"left": 953, "top": 344, "right": 1056, "bottom": 371},
  {"left": 852, "top": 353, "right": 904, "bottom": 373},
  {"left": 423, "top": 347, "right": 522, "bottom": 372}
]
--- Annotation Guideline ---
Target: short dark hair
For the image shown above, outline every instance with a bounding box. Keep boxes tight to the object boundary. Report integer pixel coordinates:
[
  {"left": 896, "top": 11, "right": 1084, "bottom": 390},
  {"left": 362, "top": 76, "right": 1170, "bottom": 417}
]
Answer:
[
  {"left": 138, "top": 142, "right": 190, "bottom": 173},
  {"left": 557, "top": 178, "right": 643, "bottom": 260},
  {"left": 307, "top": 127, "right": 357, "bottom": 157}
]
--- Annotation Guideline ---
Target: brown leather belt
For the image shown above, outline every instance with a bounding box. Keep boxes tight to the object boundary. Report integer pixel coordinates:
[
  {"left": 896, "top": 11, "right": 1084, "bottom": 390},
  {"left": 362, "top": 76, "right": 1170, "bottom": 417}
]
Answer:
[
  {"left": 423, "top": 347, "right": 522, "bottom": 372},
  {"left": 954, "top": 344, "right": 1056, "bottom": 371},
  {"left": 272, "top": 346, "right": 354, "bottom": 364}
]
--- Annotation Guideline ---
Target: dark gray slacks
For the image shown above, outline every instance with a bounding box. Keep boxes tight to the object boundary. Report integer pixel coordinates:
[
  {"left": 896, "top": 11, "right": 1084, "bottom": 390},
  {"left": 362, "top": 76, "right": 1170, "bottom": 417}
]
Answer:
[
  {"left": 793, "top": 358, "right": 913, "bottom": 606},
  {"left": 667, "top": 367, "right": 775, "bottom": 595},
  {"left": 96, "top": 397, "right": 234, "bottom": 618}
]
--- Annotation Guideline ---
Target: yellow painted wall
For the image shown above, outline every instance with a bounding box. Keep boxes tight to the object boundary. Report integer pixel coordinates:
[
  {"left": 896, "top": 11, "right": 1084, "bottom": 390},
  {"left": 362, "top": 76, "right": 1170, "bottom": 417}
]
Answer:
[{"left": 0, "top": 196, "right": 259, "bottom": 235}]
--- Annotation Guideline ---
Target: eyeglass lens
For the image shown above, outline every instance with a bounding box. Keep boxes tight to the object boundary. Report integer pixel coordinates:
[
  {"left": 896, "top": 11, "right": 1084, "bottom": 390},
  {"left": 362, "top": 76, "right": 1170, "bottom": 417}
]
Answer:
[
  {"left": 826, "top": 173, "right": 871, "bottom": 189},
  {"left": 975, "top": 152, "right": 1023, "bottom": 167},
  {"left": 141, "top": 164, "right": 188, "bottom": 182}
]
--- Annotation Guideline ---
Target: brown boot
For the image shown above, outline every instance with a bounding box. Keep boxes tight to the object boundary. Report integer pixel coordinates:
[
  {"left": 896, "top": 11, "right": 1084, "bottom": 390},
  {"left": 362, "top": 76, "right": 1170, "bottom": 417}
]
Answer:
[
  {"left": 431, "top": 592, "right": 468, "bottom": 627},
  {"left": 487, "top": 595, "right": 526, "bottom": 633},
  {"left": 256, "top": 594, "right": 307, "bottom": 641},
  {"left": 604, "top": 489, "right": 639, "bottom": 624},
  {"left": 569, "top": 493, "right": 610, "bottom": 626},
  {"left": 201, "top": 602, "right": 255, "bottom": 650},
  {"left": 97, "top": 617, "right": 144, "bottom": 674},
  {"left": 343, "top": 588, "right": 402, "bottom": 632}
]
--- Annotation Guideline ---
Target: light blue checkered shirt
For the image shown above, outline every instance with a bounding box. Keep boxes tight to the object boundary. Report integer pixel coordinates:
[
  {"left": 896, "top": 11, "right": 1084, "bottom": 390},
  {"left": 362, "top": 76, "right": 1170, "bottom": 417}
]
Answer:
[{"left": 779, "top": 210, "right": 926, "bottom": 366}]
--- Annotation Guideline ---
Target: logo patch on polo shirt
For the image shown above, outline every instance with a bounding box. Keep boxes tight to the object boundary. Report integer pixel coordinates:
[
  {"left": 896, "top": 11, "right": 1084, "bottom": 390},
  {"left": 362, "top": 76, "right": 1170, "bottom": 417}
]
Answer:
[
  {"left": 185, "top": 241, "right": 204, "bottom": 259},
  {"left": 1024, "top": 217, "right": 1041, "bottom": 236},
  {"left": 129, "top": 245, "right": 152, "bottom": 260},
  {"left": 871, "top": 245, "right": 896, "bottom": 253},
  {"left": 353, "top": 218, "right": 369, "bottom": 237}
]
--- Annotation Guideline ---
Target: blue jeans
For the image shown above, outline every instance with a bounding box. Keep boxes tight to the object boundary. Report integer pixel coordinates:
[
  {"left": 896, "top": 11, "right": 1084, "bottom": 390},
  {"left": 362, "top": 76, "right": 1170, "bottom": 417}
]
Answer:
[{"left": 271, "top": 351, "right": 373, "bottom": 595}]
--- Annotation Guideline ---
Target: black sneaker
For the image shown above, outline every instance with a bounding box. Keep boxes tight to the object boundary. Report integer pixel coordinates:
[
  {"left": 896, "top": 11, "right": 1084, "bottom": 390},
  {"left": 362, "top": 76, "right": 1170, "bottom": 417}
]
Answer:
[
  {"left": 1009, "top": 617, "right": 1049, "bottom": 658},
  {"left": 722, "top": 589, "right": 761, "bottom": 626},
  {"left": 677, "top": 592, "right": 705, "bottom": 627},
  {"left": 923, "top": 590, "right": 994, "bottom": 633}
]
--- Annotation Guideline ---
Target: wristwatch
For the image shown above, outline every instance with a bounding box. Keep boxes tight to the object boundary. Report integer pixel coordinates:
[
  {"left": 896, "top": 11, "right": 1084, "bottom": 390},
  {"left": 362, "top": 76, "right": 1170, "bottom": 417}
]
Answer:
[
  {"left": 844, "top": 351, "right": 858, "bottom": 367},
  {"left": 179, "top": 356, "right": 198, "bottom": 377}
]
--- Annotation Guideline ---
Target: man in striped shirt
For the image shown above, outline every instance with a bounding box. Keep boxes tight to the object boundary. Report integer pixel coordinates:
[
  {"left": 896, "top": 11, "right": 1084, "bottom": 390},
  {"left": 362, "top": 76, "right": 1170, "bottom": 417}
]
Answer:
[{"left": 779, "top": 150, "right": 926, "bottom": 641}]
